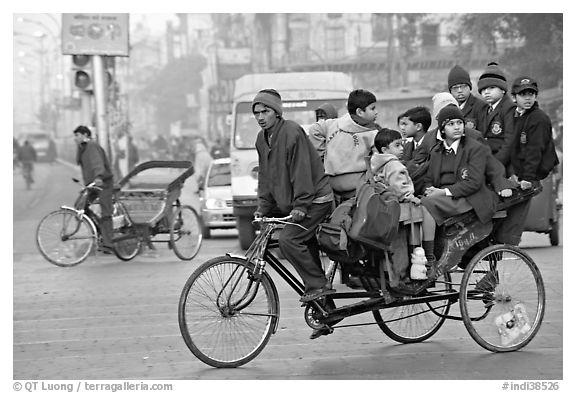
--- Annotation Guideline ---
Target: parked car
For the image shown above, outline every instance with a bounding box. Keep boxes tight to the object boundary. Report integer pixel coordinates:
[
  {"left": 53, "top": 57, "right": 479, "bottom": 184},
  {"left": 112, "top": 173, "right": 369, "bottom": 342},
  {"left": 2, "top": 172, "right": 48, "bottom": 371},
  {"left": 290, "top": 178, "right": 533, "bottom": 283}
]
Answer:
[
  {"left": 20, "top": 132, "right": 57, "bottom": 163},
  {"left": 199, "top": 158, "right": 236, "bottom": 238}
]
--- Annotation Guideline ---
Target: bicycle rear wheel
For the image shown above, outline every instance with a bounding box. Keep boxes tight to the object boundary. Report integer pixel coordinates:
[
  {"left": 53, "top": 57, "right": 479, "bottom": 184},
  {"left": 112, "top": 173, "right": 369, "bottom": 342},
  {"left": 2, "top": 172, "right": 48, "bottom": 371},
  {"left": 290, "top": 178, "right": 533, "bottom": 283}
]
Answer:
[
  {"left": 178, "top": 256, "right": 279, "bottom": 368},
  {"left": 36, "top": 209, "right": 96, "bottom": 267},
  {"left": 373, "top": 272, "right": 453, "bottom": 343},
  {"left": 170, "top": 205, "right": 202, "bottom": 260},
  {"left": 459, "top": 244, "right": 545, "bottom": 352}
]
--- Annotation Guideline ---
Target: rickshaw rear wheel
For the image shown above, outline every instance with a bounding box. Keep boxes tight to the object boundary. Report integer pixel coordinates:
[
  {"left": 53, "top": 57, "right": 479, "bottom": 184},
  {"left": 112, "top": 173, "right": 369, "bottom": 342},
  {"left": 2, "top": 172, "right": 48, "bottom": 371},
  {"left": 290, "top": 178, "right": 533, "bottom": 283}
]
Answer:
[
  {"left": 373, "top": 272, "right": 452, "bottom": 343},
  {"left": 459, "top": 244, "right": 545, "bottom": 352},
  {"left": 549, "top": 220, "right": 559, "bottom": 246},
  {"left": 170, "top": 205, "right": 203, "bottom": 260}
]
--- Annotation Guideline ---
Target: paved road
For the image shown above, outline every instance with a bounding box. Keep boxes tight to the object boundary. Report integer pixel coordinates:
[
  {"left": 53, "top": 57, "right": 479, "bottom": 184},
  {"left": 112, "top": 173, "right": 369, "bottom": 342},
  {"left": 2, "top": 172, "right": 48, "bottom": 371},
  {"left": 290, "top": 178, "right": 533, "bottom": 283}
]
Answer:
[{"left": 12, "top": 162, "right": 564, "bottom": 383}]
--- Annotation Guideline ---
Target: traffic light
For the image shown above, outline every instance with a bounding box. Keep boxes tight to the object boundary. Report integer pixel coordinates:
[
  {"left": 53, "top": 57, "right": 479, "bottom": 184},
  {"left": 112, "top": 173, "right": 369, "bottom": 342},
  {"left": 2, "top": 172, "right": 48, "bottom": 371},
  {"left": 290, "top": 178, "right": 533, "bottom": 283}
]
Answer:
[
  {"left": 72, "top": 55, "right": 114, "bottom": 92},
  {"left": 72, "top": 55, "right": 93, "bottom": 91}
]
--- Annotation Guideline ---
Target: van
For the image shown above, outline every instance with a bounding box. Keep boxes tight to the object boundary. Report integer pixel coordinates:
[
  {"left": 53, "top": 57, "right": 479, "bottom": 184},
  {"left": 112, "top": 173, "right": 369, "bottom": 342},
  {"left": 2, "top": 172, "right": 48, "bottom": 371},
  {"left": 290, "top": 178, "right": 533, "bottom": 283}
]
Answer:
[{"left": 230, "top": 71, "right": 353, "bottom": 249}]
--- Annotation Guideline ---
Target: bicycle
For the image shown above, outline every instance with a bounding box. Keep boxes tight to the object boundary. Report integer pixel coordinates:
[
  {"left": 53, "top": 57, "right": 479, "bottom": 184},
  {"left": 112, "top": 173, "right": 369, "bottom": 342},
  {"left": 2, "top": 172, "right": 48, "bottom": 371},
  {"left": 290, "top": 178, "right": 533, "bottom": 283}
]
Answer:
[{"left": 179, "top": 188, "right": 546, "bottom": 368}]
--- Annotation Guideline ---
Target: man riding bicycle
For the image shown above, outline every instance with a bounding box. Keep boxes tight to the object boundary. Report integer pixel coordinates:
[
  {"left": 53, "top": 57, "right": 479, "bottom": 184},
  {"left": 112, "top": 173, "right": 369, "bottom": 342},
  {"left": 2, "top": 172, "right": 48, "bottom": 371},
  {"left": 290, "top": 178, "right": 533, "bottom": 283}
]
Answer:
[{"left": 73, "top": 126, "right": 115, "bottom": 254}]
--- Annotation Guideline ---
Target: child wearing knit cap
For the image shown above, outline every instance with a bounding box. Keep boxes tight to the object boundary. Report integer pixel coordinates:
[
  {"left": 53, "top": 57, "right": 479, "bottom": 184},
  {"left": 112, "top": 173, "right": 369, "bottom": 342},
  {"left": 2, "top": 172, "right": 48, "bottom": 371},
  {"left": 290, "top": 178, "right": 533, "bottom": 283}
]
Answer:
[
  {"left": 448, "top": 64, "right": 489, "bottom": 131},
  {"left": 420, "top": 105, "right": 498, "bottom": 227},
  {"left": 477, "top": 62, "right": 517, "bottom": 167}
]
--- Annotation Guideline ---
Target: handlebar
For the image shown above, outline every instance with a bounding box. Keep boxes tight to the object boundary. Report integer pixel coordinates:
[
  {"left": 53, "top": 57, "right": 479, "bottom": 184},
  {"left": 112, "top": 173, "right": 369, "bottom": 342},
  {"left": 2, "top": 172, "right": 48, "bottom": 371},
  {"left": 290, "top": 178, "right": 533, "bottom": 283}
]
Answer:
[
  {"left": 252, "top": 215, "right": 293, "bottom": 224},
  {"left": 72, "top": 178, "right": 102, "bottom": 192}
]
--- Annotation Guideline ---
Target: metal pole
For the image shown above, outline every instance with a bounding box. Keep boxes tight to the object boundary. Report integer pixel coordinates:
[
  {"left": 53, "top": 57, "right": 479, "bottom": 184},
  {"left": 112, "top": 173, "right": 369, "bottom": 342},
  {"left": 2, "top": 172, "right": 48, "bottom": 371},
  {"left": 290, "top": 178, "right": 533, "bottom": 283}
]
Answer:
[{"left": 92, "top": 55, "right": 111, "bottom": 158}]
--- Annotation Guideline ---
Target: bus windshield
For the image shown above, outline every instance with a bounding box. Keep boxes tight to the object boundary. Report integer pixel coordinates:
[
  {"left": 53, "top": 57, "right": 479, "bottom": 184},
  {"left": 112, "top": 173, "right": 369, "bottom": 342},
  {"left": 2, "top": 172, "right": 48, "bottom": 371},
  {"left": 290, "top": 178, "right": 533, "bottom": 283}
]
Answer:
[{"left": 233, "top": 99, "right": 347, "bottom": 149}]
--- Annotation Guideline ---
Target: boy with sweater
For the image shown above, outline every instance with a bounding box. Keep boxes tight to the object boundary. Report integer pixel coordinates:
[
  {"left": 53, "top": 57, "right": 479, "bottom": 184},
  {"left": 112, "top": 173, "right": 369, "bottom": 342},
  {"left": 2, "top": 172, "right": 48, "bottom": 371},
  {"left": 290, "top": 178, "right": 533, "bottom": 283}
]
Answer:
[{"left": 308, "top": 89, "right": 380, "bottom": 203}]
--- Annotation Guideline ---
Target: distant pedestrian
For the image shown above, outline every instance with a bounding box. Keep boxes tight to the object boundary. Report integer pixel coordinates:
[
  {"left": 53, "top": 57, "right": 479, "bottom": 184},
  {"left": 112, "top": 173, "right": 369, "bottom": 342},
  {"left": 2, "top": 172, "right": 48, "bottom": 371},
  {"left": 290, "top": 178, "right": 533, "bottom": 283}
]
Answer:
[{"left": 18, "top": 140, "right": 37, "bottom": 187}]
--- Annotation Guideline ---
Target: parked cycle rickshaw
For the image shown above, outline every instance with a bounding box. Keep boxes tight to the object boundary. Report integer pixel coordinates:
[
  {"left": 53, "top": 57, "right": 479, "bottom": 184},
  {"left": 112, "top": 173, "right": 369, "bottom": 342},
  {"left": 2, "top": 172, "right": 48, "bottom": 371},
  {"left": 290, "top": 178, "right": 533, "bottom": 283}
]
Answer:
[
  {"left": 36, "top": 160, "right": 202, "bottom": 267},
  {"left": 178, "top": 187, "right": 545, "bottom": 368}
]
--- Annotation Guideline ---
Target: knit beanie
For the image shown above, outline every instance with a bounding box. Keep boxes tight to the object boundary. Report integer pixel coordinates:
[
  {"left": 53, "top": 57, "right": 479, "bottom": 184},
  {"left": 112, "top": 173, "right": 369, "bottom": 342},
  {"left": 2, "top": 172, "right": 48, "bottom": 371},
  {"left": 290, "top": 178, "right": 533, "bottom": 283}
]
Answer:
[
  {"left": 252, "top": 89, "right": 283, "bottom": 116},
  {"left": 477, "top": 62, "right": 508, "bottom": 93},
  {"left": 447, "top": 65, "right": 472, "bottom": 90},
  {"left": 432, "top": 92, "right": 458, "bottom": 120},
  {"left": 437, "top": 104, "right": 464, "bottom": 131},
  {"left": 316, "top": 103, "right": 338, "bottom": 119}
]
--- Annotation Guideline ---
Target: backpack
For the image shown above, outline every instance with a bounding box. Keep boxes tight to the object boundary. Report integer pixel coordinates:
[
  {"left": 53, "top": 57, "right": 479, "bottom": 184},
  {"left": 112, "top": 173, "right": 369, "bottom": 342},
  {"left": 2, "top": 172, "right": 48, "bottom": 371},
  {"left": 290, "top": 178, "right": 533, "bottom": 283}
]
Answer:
[
  {"left": 347, "top": 158, "right": 401, "bottom": 250},
  {"left": 317, "top": 198, "right": 364, "bottom": 264}
]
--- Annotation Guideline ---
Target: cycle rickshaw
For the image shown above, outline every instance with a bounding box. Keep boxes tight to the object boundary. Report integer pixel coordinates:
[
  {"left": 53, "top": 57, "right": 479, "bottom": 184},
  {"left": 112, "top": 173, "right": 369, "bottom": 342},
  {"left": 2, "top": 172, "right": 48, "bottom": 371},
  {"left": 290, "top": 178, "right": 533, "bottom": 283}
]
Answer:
[
  {"left": 36, "top": 160, "right": 203, "bottom": 267},
  {"left": 178, "top": 186, "right": 545, "bottom": 368}
]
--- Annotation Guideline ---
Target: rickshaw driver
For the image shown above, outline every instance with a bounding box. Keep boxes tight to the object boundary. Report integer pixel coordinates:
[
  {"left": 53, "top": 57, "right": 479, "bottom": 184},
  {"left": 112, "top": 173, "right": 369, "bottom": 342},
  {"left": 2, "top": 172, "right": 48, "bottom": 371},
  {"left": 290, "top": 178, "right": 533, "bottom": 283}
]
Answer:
[
  {"left": 73, "top": 125, "right": 115, "bottom": 254},
  {"left": 251, "top": 89, "right": 335, "bottom": 305}
]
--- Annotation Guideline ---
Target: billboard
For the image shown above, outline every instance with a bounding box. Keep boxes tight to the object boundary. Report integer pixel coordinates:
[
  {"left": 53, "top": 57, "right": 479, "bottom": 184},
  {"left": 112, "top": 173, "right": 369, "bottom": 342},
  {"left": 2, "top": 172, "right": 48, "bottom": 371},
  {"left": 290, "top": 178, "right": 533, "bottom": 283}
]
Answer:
[{"left": 62, "top": 13, "right": 129, "bottom": 56}]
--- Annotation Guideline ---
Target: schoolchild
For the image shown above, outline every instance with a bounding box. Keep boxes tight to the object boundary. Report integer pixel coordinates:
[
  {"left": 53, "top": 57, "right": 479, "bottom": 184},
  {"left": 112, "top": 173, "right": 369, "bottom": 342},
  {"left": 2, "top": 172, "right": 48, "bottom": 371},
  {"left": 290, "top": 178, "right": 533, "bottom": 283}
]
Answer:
[
  {"left": 396, "top": 106, "right": 432, "bottom": 195},
  {"left": 477, "top": 62, "right": 517, "bottom": 166},
  {"left": 308, "top": 89, "right": 380, "bottom": 203},
  {"left": 315, "top": 103, "right": 339, "bottom": 121},
  {"left": 420, "top": 105, "right": 498, "bottom": 227},
  {"left": 448, "top": 64, "right": 489, "bottom": 131},
  {"left": 414, "top": 95, "right": 514, "bottom": 198},
  {"left": 493, "top": 76, "right": 559, "bottom": 245},
  {"left": 371, "top": 128, "right": 438, "bottom": 263}
]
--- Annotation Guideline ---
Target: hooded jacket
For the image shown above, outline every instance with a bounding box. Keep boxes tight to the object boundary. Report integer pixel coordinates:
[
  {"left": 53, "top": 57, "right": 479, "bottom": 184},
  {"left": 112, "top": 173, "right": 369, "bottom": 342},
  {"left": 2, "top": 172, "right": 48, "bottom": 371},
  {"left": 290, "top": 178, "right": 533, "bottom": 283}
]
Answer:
[
  {"left": 370, "top": 153, "right": 415, "bottom": 202},
  {"left": 308, "top": 113, "right": 379, "bottom": 192}
]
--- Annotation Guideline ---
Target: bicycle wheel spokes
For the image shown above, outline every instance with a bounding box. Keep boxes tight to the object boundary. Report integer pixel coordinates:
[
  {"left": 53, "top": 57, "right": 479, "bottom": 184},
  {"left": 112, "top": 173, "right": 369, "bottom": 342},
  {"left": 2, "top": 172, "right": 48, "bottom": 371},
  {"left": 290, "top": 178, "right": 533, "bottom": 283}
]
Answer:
[
  {"left": 179, "top": 256, "right": 278, "bottom": 368},
  {"left": 460, "top": 245, "right": 545, "bottom": 352},
  {"left": 373, "top": 273, "right": 452, "bottom": 343},
  {"left": 36, "top": 210, "right": 95, "bottom": 267},
  {"left": 170, "top": 205, "right": 202, "bottom": 260}
]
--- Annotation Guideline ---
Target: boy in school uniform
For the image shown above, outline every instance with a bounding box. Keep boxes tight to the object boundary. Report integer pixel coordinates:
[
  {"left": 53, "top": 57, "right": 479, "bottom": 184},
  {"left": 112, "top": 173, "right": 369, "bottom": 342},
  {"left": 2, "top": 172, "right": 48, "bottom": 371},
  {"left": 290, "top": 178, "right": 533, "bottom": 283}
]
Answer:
[
  {"left": 397, "top": 106, "right": 433, "bottom": 195},
  {"left": 448, "top": 64, "right": 489, "bottom": 131},
  {"left": 493, "top": 76, "right": 559, "bottom": 245},
  {"left": 477, "top": 62, "right": 517, "bottom": 167}
]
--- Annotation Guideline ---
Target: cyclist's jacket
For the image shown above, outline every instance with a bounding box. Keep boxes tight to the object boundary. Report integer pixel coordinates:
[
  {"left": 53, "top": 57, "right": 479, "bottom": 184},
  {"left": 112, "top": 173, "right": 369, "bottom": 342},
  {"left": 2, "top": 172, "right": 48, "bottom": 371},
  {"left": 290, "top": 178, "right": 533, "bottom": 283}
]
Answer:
[
  {"left": 76, "top": 140, "right": 113, "bottom": 185},
  {"left": 256, "top": 118, "right": 333, "bottom": 216}
]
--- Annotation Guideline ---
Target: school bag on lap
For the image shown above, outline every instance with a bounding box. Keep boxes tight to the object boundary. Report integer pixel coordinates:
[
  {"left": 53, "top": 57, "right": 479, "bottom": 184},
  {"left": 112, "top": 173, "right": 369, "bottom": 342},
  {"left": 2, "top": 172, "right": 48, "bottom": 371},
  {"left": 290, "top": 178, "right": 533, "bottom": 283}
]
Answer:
[
  {"left": 317, "top": 198, "right": 365, "bottom": 264},
  {"left": 348, "top": 160, "right": 401, "bottom": 250}
]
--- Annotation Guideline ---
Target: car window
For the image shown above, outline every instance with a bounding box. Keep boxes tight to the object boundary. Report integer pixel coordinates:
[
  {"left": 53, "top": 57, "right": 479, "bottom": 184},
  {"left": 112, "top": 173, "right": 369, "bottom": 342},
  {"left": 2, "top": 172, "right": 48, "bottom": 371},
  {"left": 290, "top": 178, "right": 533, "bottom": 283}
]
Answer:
[{"left": 207, "top": 163, "right": 231, "bottom": 187}]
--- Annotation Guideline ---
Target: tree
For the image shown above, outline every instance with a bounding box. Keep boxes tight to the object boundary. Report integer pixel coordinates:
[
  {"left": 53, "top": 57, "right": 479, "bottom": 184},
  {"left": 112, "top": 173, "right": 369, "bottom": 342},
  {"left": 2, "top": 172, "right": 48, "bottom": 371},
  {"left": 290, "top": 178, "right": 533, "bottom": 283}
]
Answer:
[
  {"left": 139, "top": 54, "right": 206, "bottom": 132},
  {"left": 449, "top": 14, "right": 562, "bottom": 89}
]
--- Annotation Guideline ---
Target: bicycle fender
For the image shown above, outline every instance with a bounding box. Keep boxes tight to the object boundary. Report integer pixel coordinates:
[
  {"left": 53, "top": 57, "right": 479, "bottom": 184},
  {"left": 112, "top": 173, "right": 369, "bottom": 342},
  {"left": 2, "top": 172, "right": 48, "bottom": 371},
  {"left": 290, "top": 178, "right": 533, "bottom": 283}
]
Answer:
[
  {"left": 58, "top": 206, "right": 99, "bottom": 237},
  {"left": 224, "top": 253, "right": 282, "bottom": 335}
]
